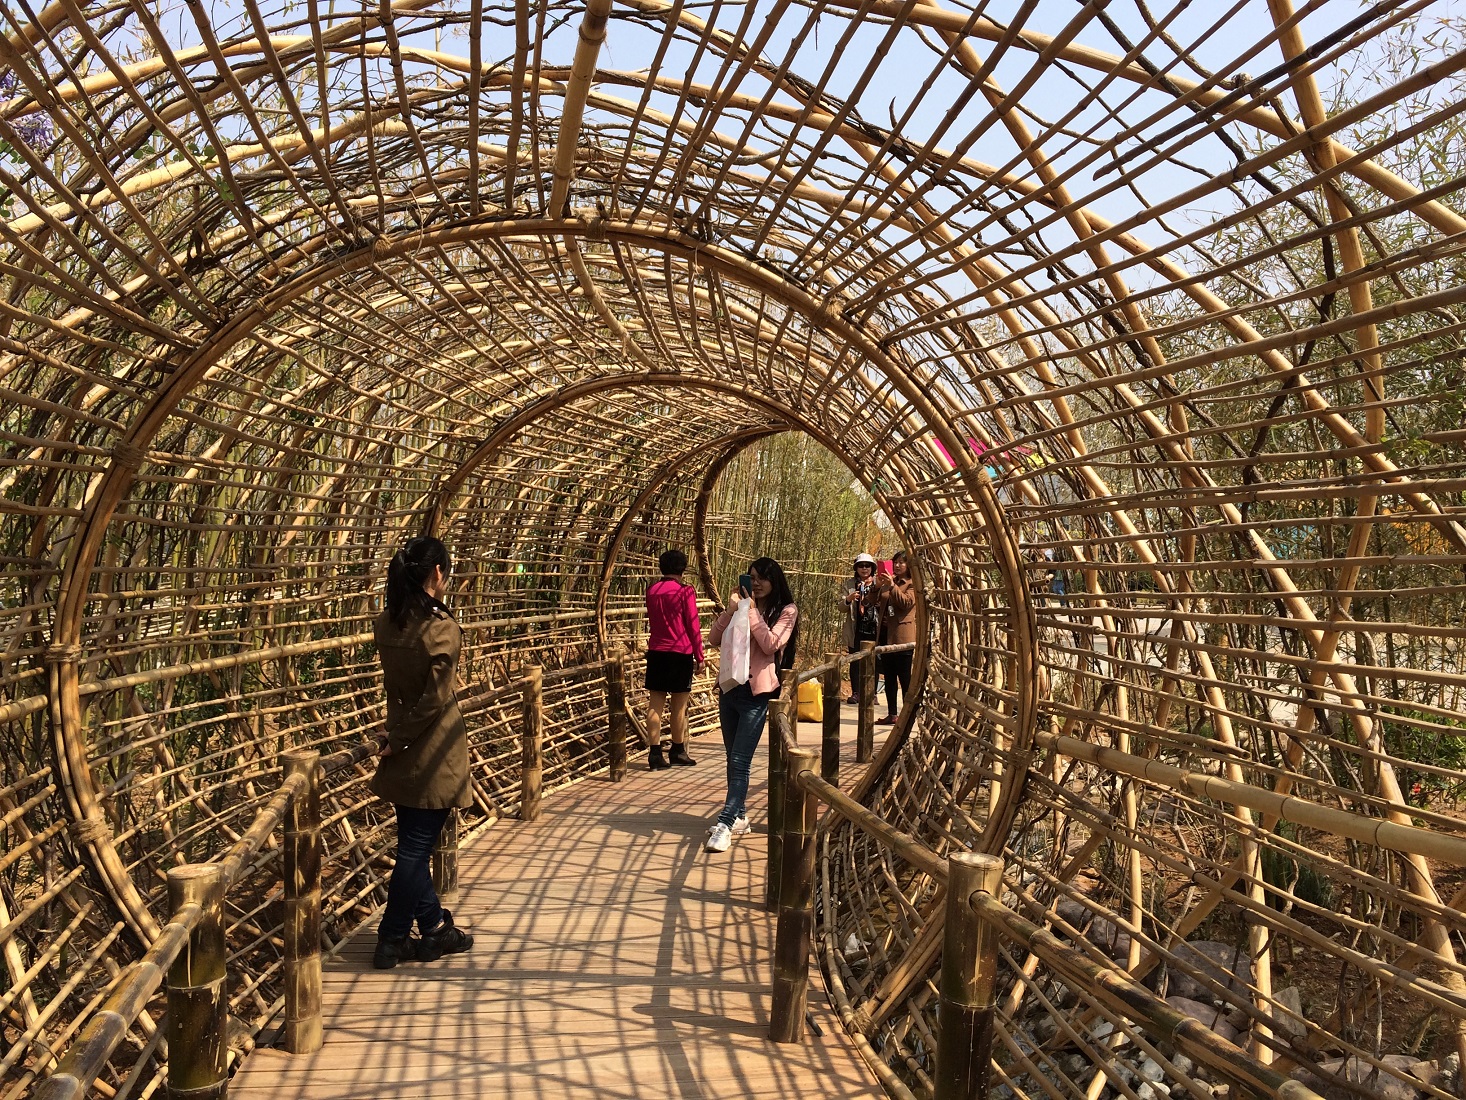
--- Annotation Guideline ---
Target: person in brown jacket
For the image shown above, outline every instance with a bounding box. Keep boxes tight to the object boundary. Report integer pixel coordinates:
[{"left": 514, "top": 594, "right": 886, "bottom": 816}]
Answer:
[
  {"left": 874, "top": 550, "right": 917, "bottom": 724},
  {"left": 370, "top": 536, "right": 475, "bottom": 969}
]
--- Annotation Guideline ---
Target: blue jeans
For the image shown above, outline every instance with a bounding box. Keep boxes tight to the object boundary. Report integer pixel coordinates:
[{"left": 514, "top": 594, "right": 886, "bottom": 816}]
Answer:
[
  {"left": 717, "top": 683, "right": 771, "bottom": 827},
  {"left": 378, "top": 805, "right": 449, "bottom": 941},
  {"left": 1051, "top": 572, "right": 1069, "bottom": 607}
]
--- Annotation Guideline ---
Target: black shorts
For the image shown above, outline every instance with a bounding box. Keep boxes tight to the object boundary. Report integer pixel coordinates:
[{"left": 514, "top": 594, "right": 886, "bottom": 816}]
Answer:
[{"left": 645, "top": 650, "right": 695, "bottom": 694}]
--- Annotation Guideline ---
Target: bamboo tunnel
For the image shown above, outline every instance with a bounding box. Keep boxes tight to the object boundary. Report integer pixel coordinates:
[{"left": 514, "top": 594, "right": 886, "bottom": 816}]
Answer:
[{"left": 4, "top": 2, "right": 1466, "bottom": 1099}]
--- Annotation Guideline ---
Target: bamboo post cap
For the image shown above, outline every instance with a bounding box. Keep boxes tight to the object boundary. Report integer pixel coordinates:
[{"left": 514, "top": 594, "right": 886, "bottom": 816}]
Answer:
[
  {"left": 167, "top": 863, "right": 223, "bottom": 898},
  {"left": 949, "top": 851, "right": 1003, "bottom": 880},
  {"left": 282, "top": 747, "right": 321, "bottom": 771},
  {"left": 787, "top": 746, "right": 817, "bottom": 781}
]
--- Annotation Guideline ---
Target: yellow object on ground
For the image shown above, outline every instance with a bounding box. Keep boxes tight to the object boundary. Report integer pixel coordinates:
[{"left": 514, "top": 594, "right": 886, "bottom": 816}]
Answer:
[{"left": 797, "top": 679, "right": 823, "bottom": 722}]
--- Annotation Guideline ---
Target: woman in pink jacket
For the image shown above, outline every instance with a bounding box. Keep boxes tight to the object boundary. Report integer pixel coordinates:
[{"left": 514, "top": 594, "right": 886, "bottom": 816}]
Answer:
[
  {"left": 643, "top": 549, "right": 705, "bottom": 769},
  {"left": 704, "top": 556, "right": 799, "bottom": 853}
]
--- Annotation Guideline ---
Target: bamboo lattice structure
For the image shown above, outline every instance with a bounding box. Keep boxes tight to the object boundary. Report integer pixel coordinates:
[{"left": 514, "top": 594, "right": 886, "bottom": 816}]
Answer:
[{"left": 2, "top": 0, "right": 1466, "bottom": 1097}]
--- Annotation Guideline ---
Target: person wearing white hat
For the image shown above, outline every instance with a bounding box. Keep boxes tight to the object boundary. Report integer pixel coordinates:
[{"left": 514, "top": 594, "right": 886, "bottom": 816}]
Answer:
[{"left": 840, "top": 553, "right": 881, "bottom": 704}]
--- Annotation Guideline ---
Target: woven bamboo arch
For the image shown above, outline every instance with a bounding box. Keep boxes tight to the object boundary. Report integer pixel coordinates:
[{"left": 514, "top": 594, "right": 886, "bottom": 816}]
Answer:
[{"left": 4, "top": 2, "right": 1466, "bottom": 1097}]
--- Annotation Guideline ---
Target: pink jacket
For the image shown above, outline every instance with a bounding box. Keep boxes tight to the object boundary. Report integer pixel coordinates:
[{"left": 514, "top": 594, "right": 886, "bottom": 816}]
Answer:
[
  {"left": 646, "top": 578, "right": 705, "bottom": 664},
  {"left": 708, "top": 601, "right": 798, "bottom": 696}
]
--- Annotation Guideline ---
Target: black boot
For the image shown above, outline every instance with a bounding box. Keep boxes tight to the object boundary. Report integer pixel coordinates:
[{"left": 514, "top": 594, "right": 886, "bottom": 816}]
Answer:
[
  {"left": 418, "top": 909, "right": 472, "bottom": 963},
  {"left": 373, "top": 935, "right": 418, "bottom": 970},
  {"left": 648, "top": 743, "right": 670, "bottom": 770},
  {"left": 668, "top": 742, "right": 697, "bottom": 767}
]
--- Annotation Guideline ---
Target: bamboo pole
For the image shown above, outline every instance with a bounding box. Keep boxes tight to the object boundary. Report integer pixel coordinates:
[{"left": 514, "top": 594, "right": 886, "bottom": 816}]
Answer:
[
  {"left": 856, "top": 640, "right": 876, "bottom": 764},
  {"left": 31, "top": 912, "right": 198, "bottom": 1100},
  {"left": 798, "top": 770, "right": 948, "bottom": 881},
  {"left": 73, "top": 606, "right": 644, "bottom": 702},
  {"left": 547, "top": 0, "right": 612, "bottom": 218},
  {"left": 165, "top": 865, "right": 226, "bottom": 1100},
  {"left": 935, "top": 853, "right": 1003, "bottom": 1100},
  {"left": 766, "top": 669, "right": 797, "bottom": 910},
  {"left": 520, "top": 666, "right": 544, "bottom": 822},
  {"left": 821, "top": 651, "right": 842, "bottom": 784},
  {"left": 432, "top": 808, "right": 459, "bottom": 902},
  {"left": 282, "top": 748, "right": 323, "bottom": 1055},
  {"left": 607, "top": 646, "right": 628, "bottom": 782},
  {"left": 807, "top": 771, "right": 1330, "bottom": 1098},
  {"left": 770, "top": 747, "right": 818, "bottom": 1044},
  {"left": 1037, "top": 728, "right": 1466, "bottom": 865}
]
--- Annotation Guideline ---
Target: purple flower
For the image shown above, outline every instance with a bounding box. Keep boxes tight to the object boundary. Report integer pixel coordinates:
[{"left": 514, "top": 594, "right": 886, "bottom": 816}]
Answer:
[{"left": 0, "top": 69, "right": 55, "bottom": 156}]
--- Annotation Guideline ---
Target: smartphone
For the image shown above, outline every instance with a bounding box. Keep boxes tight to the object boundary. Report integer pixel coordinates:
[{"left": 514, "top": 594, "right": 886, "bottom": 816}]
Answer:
[{"left": 738, "top": 573, "right": 753, "bottom": 595}]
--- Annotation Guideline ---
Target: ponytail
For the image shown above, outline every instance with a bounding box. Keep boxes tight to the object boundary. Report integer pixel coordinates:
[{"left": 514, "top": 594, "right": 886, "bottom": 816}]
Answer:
[{"left": 386, "top": 536, "right": 451, "bottom": 628}]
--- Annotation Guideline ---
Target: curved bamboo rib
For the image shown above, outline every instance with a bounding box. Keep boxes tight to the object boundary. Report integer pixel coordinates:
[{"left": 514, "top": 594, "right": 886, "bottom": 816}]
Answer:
[{"left": 2, "top": 2, "right": 1466, "bottom": 1099}]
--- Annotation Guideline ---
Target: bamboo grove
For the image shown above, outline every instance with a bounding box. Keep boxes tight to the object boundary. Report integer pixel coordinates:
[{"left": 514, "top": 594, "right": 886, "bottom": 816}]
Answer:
[{"left": 2, "top": 1, "right": 1466, "bottom": 1098}]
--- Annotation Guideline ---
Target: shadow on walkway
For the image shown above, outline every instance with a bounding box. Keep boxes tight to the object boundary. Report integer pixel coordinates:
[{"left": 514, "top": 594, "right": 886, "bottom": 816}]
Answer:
[{"left": 232, "top": 713, "right": 881, "bottom": 1099}]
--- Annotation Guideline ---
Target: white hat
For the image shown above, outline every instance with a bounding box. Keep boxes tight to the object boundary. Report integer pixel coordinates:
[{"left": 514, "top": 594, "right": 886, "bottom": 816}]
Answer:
[{"left": 853, "top": 553, "right": 876, "bottom": 566}]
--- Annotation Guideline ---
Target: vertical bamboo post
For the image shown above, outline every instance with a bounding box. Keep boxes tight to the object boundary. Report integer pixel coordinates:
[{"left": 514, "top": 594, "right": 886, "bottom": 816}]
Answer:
[
  {"left": 282, "top": 749, "right": 322, "bottom": 1055},
  {"left": 935, "top": 852, "right": 1004, "bottom": 1100},
  {"left": 607, "top": 649, "right": 628, "bottom": 782},
  {"left": 765, "top": 668, "right": 796, "bottom": 910},
  {"left": 821, "top": 652, "right": 842, "bottom": 784},
  {"left": 787, "top": 671, "right": 799, "bottom": 747},
  {"left": 521, "top": 665, "right": 544, "bottom": 821},
  {"left": 432, "top": 807, "right": 459, "bottom": 901},
  {"left": 770, "top": 746, "right": 818, "bottom": 1043},
  {"left": 857, "top": 640, "right": 877, "bottom": 763},
  {"left": 166, "top": 864, "right": 227, "bottom": 1100}
]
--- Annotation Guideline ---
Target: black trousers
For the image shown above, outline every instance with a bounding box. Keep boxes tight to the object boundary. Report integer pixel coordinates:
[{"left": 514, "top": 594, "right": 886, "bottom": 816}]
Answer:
[
  {"left": 378, "top": 805, "right": 449, "bottom": 940},
  {"left": 881, "top": 650, "right": 913, "bottom": 715}
]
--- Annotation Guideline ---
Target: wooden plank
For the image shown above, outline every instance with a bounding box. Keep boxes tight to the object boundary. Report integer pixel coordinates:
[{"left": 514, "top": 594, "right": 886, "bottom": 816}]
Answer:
[{"left": 232, "top": 718, "right": 882, "bottom": 1100}]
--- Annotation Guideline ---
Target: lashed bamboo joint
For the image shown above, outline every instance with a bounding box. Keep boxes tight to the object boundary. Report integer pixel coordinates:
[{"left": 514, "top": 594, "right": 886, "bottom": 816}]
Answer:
[{"left": 4, "top": 1, "right": 1466, "bottom": 1098}]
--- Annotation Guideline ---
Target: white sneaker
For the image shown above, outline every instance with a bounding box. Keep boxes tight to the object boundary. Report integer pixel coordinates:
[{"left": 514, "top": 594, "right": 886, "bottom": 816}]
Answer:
[
  {"left": 705, "top": 823, "right": 732, "bottom": 853},
  {"left": 730, "top": 814, "right": 752, "bottom": 837}
]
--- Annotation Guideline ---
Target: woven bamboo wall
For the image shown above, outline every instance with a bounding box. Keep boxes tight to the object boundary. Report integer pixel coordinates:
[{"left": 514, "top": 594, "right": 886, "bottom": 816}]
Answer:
[{"left": 3, "top": 1, "right": 1466, "bottom": 1097}]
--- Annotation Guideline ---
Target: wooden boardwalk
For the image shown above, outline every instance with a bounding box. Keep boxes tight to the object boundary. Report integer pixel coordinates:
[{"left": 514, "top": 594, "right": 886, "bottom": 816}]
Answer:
[{"left": 234, "top": 706, "right": 884, "bottom": 1099}]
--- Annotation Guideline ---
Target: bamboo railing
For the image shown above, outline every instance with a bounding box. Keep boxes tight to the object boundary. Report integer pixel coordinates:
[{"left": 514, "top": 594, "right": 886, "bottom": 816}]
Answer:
[
  {"left": 31, "top": 743, "right": 368, "bottom": 1100},
  {"left": 766, "top": 699, "right": 1327, "bottom": 1100},
  {"left": 25, "top": 652, "right": 638, "bottom": 1099},
  {"left": 767, "top": 643, "right": 918, "bottom": 906}
]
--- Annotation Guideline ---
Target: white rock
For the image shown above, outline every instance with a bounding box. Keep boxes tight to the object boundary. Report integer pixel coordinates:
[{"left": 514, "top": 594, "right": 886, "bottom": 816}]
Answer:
[
  {"left": 1166, "top": 941, "right": 1254, "bottom": 1002},
  {"left": 1289, "top": 1054, "right": 1425, "bottom": 1100},
  {"left": 1405, "top": 1060, "right": 1448, "bottom": 1090},
  {"left": 1164, "top": 996, "right": 1242, "bottom": 1046},
  {"left": 1266, "top": 985, "right": 1307, "bottom": 1040}
]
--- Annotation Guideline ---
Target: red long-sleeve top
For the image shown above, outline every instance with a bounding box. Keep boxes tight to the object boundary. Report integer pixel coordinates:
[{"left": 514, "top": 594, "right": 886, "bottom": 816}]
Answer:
[{"left": 645, "top": 578, "right": 705, "bottom": 664}]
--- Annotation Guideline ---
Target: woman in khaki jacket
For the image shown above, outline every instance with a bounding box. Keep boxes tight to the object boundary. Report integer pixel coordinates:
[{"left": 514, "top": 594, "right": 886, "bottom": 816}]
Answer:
[
  {"left": 874, "top": 550, "right": 917, "bottom": 723},
  {"left": 370, "top": 536, "right": 474, "bottom": 969}
]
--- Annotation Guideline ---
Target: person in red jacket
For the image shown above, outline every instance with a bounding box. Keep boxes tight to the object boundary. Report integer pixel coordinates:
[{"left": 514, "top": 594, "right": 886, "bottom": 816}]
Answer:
[{"left": 642, "top": 549, "right": 705, "bottom": 769}]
